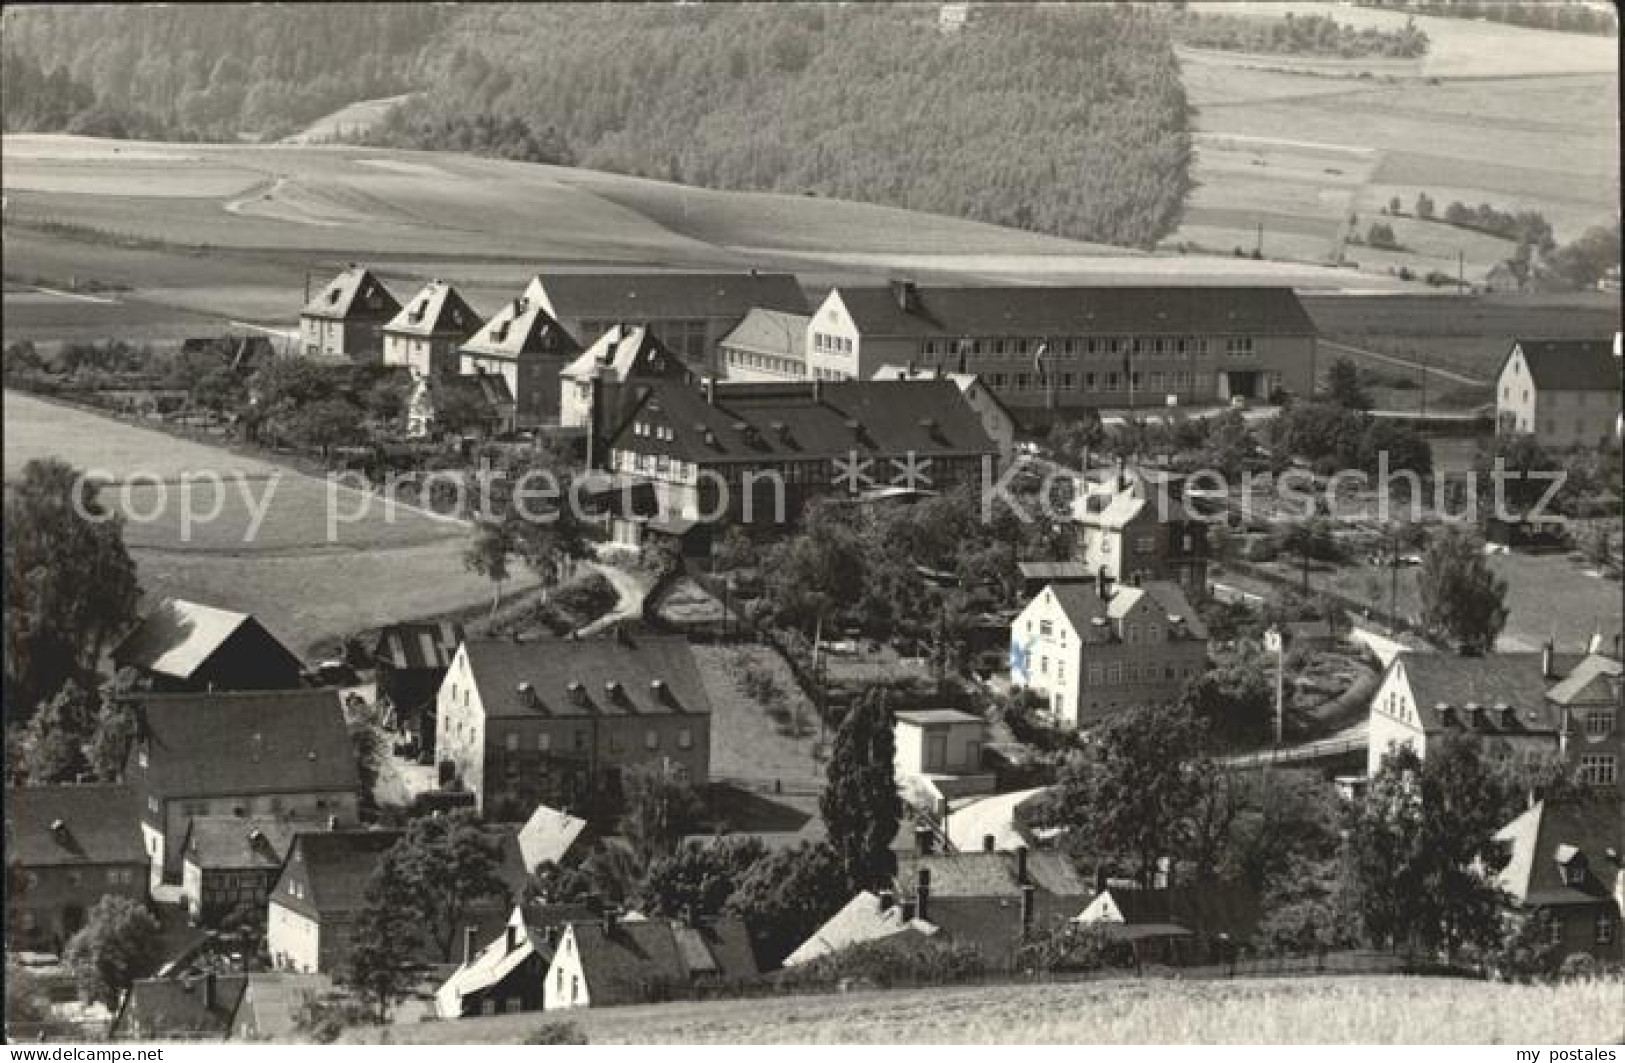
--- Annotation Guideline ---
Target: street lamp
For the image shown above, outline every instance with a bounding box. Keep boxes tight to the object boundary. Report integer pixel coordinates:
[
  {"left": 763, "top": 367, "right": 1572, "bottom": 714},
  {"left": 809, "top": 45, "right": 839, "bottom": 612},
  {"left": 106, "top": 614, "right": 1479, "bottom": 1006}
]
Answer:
[{"left": 1264, "top": 625, "right": 1285, "bottom": 747}]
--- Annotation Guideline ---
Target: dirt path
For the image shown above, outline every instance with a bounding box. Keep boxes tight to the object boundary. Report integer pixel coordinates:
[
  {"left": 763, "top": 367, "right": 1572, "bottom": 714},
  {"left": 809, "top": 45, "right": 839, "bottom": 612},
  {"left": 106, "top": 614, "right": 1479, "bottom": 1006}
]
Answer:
[{"left": 1320, "top": 338, "right": 1488, "bottom": 387}]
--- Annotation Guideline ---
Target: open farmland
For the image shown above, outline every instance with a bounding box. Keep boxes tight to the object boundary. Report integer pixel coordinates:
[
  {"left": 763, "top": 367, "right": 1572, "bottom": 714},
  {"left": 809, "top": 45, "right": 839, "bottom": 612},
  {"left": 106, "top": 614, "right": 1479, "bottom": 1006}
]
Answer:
[
  {"left": 1170, "top": 2, "right": 1618, "bottom": 281},
  {"left": 349, "top": 974, "right": 1625, "bottom": 1045},
  {"left": 2, "top": 390, "right": 525, "bottom": 653},
  {"left": 2, "top": 133, "right": 1418, "bottom": 348}
]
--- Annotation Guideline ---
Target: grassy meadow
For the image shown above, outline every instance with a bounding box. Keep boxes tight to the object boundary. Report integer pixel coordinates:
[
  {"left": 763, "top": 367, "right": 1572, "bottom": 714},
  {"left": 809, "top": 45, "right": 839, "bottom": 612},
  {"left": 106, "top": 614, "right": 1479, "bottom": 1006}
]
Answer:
[
  {"left": 1171, "top": 2, "right": 1618, "bottom": 281},
  {"left": 347, "top": 975, "right": 1625, "bottom": 1045},
  {"left": 2, "top": 390, "right": 522, "bottom": 653}
]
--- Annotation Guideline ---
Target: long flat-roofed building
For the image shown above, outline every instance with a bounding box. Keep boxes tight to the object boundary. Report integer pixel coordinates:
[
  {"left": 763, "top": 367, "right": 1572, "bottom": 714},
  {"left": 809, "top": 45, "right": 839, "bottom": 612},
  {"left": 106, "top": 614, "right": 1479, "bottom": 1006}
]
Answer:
[{"left": 803, "top": 281, "right": 1318, "bottom": 418}]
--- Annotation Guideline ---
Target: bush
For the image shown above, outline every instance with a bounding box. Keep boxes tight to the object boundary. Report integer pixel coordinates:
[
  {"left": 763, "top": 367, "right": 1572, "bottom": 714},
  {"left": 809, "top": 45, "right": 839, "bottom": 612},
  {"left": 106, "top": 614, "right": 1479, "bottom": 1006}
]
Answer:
[
  {"left": 740, "top": 665, "right": 785, "bottom": 708},
  {"left": 551, "top": 571, "right": 619, "bottom": 625},
  {"left": 777, "top": 936, "right": 988, "bottom": 991},
  {"left": 524, "top": 1021, "right": 588, "bottom": 1044}
]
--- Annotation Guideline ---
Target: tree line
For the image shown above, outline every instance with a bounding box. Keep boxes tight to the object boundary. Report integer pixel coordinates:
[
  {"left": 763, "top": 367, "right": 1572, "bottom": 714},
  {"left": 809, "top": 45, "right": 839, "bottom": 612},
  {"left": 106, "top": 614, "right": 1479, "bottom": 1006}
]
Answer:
[
  {"left": 1355, "top": 0, "right": 1617, "bottom": 36},
  {"left": 1171, "top": 10, "right": 1430, "bottom": 58},
  {"left": 1, "top": 4, "right": 448, "bottom": 140}
]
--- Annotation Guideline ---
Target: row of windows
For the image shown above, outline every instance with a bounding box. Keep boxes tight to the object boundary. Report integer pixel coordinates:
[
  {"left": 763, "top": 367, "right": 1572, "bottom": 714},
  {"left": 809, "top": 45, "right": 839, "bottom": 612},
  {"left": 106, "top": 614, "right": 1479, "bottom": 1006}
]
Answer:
[
  {"left": 1584, "top": 710, "right": 1615, "bottom": 738},
  {"left": 1578, "top": 753, "right": 1616, "bottom": 787},
  {"left": 919, "top": 335, "right": 1258, "bottom": 358},
  {"left": 986, "top": 370, "right": 1205, "bottom": 393},
  {"left": 724, "top": 348, "right": 804, "bottom": 378},
  {"left": 810, "top": 366, "right": 853, "bottom": 381},
  {"left": 14, "top": 867, "right": 138, "bottom": 890},
  {"left": 500, "top": 728, "right": 694, "bottom": 752},
  {"left": 812, "top": 332, "right": 853, "bottom": 355},
  {"left": 632, "top": 420, "right": 676, "bottom": 443},
  {"left": 1025, "top": 617, "right": 1168, "bottom": 644}
]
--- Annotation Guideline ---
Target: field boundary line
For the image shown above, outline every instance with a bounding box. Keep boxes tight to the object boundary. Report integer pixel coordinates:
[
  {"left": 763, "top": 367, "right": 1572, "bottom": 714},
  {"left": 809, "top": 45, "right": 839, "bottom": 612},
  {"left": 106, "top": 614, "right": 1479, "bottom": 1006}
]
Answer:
[
  {"left": 1320, "top": 339, "right": 1487, "bottom": 387},
  {"left": 28, "top": 284, "right": 119, "bottom": 305}
]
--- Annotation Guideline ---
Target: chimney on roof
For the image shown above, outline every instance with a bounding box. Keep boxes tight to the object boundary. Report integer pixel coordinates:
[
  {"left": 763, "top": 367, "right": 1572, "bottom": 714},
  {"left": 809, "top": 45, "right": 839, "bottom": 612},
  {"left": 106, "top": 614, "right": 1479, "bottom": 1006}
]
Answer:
[
  {"left": 506, "top": 922, "right": 520, "bottom": 954},
  {"left": 604, "top": 680, "right": 623, "bottom": 702},
  {"left": 1094, "top": 866, "right": 1109, "bottom": 894},
  {"left": 1542, "top": 640, "right": 1555, "bottom": 679},
  {"left": 1117, "top": 456, "right": 1128, "bottom": 492},
  {"left": 49, "top": 818, "right": 67, "bottom": 838},
  {"left": 568, "top": 680, "right": 587, "bottom": 706},
  {"left": 915, "top": 867, "right": 932, "bottom": 923},
  {"left": 1015, "top": 845, "right": 1030, "bottom": 885},
  {"left": 1467, "top": 703, "right": 1485, "bottom": 729},
  {"left": 518, "top": 681, "right": 537, "bottom": 707},
  {"left": 983, "top": 833, "right": 996, "bottom": 853},
  {"left": 248, "top": 828, "right": 265, "bottom": 846},
  {"left": 201, "top": 972, "right": 217, "bottom": 1013},
  {"left": 463, "top": 925, "right": 478, "bottom": 966},
  {"left": 650, "top": 678, "right": 668, "bottom": 702},
  {"left": 703, "top": 376, "right": 716, "bottom": 405},
  {"left": 914, "top": 824, "right": 935, "bottom": 855},
  {"left": 877, "top": 888, "right": 895, "bottom": 913},
  {"left": 1496, "top": 702, "right": 1514, "bottom": 728},
  {"left": 601, "top": 908, "right": 618, "bottom": 935},
  {"left": 1096, "top": 565, "right": 1112, "bottom": 602},
  {"left": 1020, "top": 883, "right": 1037, "bottom": 940},
  {"left": 891, "top": 279, "right": 920, "bottom": 313}
]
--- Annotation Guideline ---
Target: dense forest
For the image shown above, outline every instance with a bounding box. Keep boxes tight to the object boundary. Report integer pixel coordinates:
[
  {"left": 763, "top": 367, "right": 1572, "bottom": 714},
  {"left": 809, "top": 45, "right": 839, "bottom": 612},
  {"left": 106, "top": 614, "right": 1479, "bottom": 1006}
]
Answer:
[
  {"left": 0, "top": 3, "right": 1191, "bottom": 249},
  {"left": 0, "top": 4, "right": 447, "bottom": 140},
  {"left": 1355, "top": 0, "right": 1617, "bottom": 35},
  {"left": 1172, "top": 11, "right": 1430, "bottom": 57}
]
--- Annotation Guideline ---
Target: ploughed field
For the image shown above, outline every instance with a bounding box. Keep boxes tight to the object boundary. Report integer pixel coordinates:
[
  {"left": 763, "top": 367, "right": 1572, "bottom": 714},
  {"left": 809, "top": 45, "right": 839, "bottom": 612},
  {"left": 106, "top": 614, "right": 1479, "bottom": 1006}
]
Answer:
[
  {"left": 1171, "top": 2, "right": 1618, "bottom": 283},
  {"left": 348, "top": 974, "right": 1625, "bottom": 1045},
  {"left": 2, "top": 390, "right": 524, "bottom": 652}
]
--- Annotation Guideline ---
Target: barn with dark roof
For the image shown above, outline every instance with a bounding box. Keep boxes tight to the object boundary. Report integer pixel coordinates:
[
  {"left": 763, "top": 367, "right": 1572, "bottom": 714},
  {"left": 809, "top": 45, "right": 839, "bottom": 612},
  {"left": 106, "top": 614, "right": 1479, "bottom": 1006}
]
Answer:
[{"left": 1495, "top": 336, "right": 1621, "bottom": 448}]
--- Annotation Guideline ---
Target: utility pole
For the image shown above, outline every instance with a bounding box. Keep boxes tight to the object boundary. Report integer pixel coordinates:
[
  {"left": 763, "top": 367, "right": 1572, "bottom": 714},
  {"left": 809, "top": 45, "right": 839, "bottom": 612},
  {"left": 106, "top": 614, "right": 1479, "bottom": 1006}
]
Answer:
[
  {"left": 1457, "top": 249, "right": 1465, "bottom": 295},
  {"left": 1264, "top": 626, "right": 1285, "bottom": 747},
  {"left": 1255, "top": 221, "right": 1264, "bottom": 259},
  {"left": 1418, "top": 348, "right": 1428, "bottom": 419}
]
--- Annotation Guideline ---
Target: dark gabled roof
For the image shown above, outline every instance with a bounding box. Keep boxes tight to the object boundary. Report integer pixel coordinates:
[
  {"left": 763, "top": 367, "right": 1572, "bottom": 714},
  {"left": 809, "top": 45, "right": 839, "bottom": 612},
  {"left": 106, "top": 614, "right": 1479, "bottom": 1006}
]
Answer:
[
  {"left": 1041, "top": 580, "right": 1207, "bottom": 644},
  {"left": 1392, "top": 652, "right": 1583, "bottom": 734},
  {"left": 461, "top": 634, "right": 713, "bottom": 720},
  {"left": 1093, "top": 884, "right": 1262, "bottom": 940},
  {"left": 1017, "top": 561, "right": 1093, "bottom": 583},
  {"left": 830, "top": 284, "right": 1317, "bottom": 339},
  {"left": 111, "top": 598, "right": 302, "bottom": 681},
  {"left": 182, "top": 815, "right": 299, "bottom": 871},
  {"left": 372, "top": 622, "right": 465, "bottom": 673},
  {"left": 530, "top": 272, "right": 807, "bottom": 327},
  {"left": 274, "top": 830, "right": 402, "bottom": 919},
  {"left": 560, "top": 325, "right": 692, "bottom": 383},
  {"left": 1545, "top": 654, "right": 1623, "bottom": 707},
  {"left": 112, "top": 974, "right": 248, "bottom": 1039},
  {"left": 895, "top": 708, "right": 984, "bottom": 727},
  {"left": 134, "top": 689, "right": 360, "bottom": 799},
  {"left": 459, "top": 294, "right": 580, "bottom": 362},
  {"left": 1496, "top": 798, "right": 1625, "bottom": 908},
  {"left": 605, "top": 378, "right": 997, "bottom": 464},
  {"left": 440, "top": 371, "right": 515, "bottom": 409},
  {"left": 4, "top": 785, "right": 145, "bottom": 867},
  {"left": 301, "top": 266, "right": 401, "bottom": 322},
  {"left": 1510, "top": 339, "right": 1620, "bottom": 392},
  {"left": 567, "top": 916, "right": 758, "bottom": 1001},
  {"left": 385, "top": 280, "right": 482, "bottom": 339},
  {"left": 896, "top": 851, "right": 1091, "bottom": 900}
]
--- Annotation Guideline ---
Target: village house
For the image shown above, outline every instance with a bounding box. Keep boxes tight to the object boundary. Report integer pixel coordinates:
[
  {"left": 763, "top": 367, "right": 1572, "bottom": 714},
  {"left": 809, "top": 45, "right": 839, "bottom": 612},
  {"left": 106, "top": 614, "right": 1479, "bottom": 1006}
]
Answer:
[
  {"left": 177, "top": 815, "right": 298, "bottom": 928},
  {"left": 1010, "top": 574, "right": 1209, "bottom": 728},
  {"left": 542, "top": 912, "right": 758, "bottom": 1010},
  {"left": 383, "top": 279, "right": 484, "bottom": 379},
  {"left": 522, "top": 271, "right": 808, "bottom": 375},
  {"left": 598, "top": 376, "right": 998, "bottom": 524},
  {"left": 717, "top": 308, "right": 812, "bottom": 382},
  {"left": 1016, "top": 560, "right": 1094, "bottom": 599},
  {"left": 404, "top": 369, "right": 516, "bottom": 438},
  {"left": 559, "top": 324, "right": 695, "bottom": 432},
  {"left": 1074, "top": 882, "right": 1261, "bottom": 964},
  {"left": 1493, "top": 798, "right": 1623, "bottom": 965},
  {"left": 457, "top": 292, "right": 582, "bottom": 427},
  {"left": 265, "top": 829, "right": 402, "bottom": 975},
  {"left": 801, "top": 281, "right": 1318, "bottom": 417},
  {"left": 435, "top": 634, "right": 713, "bottom": 820},
  {"left": 871, "top": 363, "right": 1019, "bottom": 468},
  {"left": 433, "top": 898, "right": 598, "bottom": 1019},
  {"left": 126, "top": 689, "right": 361, "bottom": 888},
  {"left": 228, "top": 972, "right": 335, "bottom": 1042},
  {"left": 299, "top": 265, "right": 401, "bottom": 362},
  {"left": 1494, "top": 337, "right": 1621, "bottom": 449},
  {"left": 112, "top": 598, "right": 306, "bottom": 694},
  {"left": 1365, "top": 648, "right": 1621, "bottom": 784},
  {"left": 110, "top": 973, "right": 248, "bottom": 1041},
  {"left": 372, "top": 621, "right": 466, "bottom": 754},
  {"left": 781, "top": 890, "right": 939, "bottom": 967},
  {"left": 5, "top": 785, "right": 147, "bottom": 952},
  {"left": 887, "top": 843, "right": 1093, "bottom": 967},
  {"left": 1073, "top": 466, "right": 1211, "bottom": 602}
]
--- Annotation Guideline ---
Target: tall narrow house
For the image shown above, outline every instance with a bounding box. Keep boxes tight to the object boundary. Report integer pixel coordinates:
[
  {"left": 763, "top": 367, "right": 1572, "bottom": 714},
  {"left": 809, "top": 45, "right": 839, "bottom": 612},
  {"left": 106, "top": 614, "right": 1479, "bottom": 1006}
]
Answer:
[
  {"left": 384, "top": 279, "right": 484, "bottom": 378},
  {"left": 299, "top": 265, "right": 401, "bottom": 362},
  {"left": 458, "top": 292, "right": 582, "bottom": 427}
]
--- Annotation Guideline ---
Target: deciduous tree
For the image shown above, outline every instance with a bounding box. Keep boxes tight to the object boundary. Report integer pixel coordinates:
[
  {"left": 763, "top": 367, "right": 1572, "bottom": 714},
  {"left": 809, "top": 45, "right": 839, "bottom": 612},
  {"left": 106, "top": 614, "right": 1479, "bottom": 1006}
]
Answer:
[
  {"left": 63, "top": 896, "right": 162, "bottom": 1008},
  {"left": 819, "top": 687, "right": 901, "bottom": 893},
  {"left": 1418, "top": 525, "right": 1508, "bottom": 654}
]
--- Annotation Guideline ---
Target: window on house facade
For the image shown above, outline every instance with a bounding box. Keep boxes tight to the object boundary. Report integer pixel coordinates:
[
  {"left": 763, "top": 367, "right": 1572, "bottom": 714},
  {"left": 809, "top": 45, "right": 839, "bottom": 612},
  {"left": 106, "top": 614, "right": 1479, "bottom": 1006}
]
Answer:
[
  {"left": 678, "top": 728, "right": 693, "bottom": 750},
  {"left": 1579, "top": 754, "right": 1617, "bottom": 786},
  {"left": 645, "top": 729, "right": 659, "bottom": 750},
  {"left": 1087, "top": 664, "right": 1102, "bottom": 685},
  {"left": 1599, "top": 914, "right": 1617, "bottom": 945},
  {"left": 1106, "top": 663, "right": 1122, "bottom": 684},
  {"left": 1586, "top": 710, "right": 1615, "bottom": 737}
]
